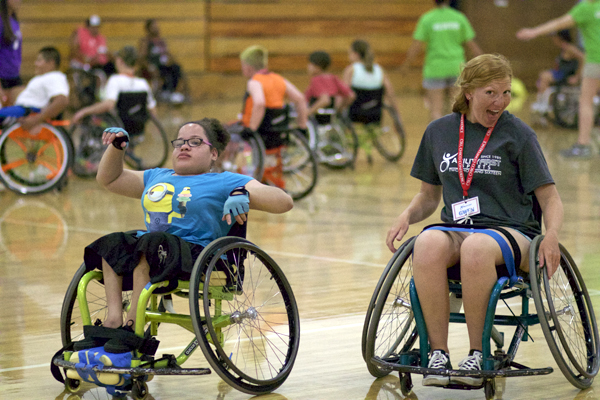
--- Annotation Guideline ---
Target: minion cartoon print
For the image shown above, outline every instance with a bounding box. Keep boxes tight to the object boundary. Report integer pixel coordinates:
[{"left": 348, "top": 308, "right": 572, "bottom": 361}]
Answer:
[{"left": 143, "top": 183, "right": 184, "bottom": 231}]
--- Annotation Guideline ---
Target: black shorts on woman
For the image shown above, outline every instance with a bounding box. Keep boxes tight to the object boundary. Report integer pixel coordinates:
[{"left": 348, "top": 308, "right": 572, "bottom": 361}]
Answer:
[{"left": 84, "top": 231, "right": 204, "bottom": 290}]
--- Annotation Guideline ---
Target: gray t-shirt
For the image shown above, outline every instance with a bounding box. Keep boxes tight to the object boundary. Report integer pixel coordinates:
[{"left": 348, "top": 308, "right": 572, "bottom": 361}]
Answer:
[{"left": 411, "top": 111, "right": 554, "bottom": 237}]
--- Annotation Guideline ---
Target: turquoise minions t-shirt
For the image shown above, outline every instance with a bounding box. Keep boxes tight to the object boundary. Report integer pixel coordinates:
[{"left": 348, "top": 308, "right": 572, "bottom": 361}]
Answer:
[{"left": 140, "top": 169, "right": 252, "bottom": 246}]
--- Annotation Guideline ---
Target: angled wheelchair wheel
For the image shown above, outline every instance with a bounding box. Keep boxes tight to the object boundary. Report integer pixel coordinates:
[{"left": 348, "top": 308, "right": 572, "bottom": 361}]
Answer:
[
  {"left": 279, "top": 129, "right": 318, "bottom": 200},
  {"left": 66, "top": 68, "right": 100, "bottom": 111},
  {"left": 370, "top": 105, "right": 406, "bottom": 162},
  {"left": 362, "top": 237, "right": 416, "bottom": 362},
  {"left": 61, "top": 263, "right": 133, "bottom": 346},
  {"left": 124, "top": 114, "right": 169, "bottom": 171},
  {"left": 217, "top": 127, "right": 265, "bottom": 181},
  {"left": 70, "top": 113, "right": 121, "bottom": 177},
  {"left": 550, "top": 85, "right": 579, "bottom": 129},
  {"left": 529, "top": 235, "right": 600, "bottom": 389},
  {"left": 190, "top": 238, "right": 300, "bottom": 395},
  {"left": 310, "top": 116, "right": 358, "bottom": 169},
  {"left": 365, "top": 237, "right": 417, "bottom": 378},
  {"left": 0, "top": 122, "right": 73, "bottom": 194}
]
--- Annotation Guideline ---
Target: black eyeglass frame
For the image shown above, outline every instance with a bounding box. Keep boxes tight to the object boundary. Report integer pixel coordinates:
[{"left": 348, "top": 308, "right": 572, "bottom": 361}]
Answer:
[{"left": 170, "top": 138, "right": 213, "bottom": 149}]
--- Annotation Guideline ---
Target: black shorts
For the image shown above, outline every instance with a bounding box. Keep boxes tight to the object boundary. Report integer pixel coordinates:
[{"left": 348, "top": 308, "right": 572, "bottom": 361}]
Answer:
[
  {"left": 84, "top": 231, "right": 205, "bottom": 288},
  {"left": 1, "top": 77, "right": 23, "bottom": 89}
]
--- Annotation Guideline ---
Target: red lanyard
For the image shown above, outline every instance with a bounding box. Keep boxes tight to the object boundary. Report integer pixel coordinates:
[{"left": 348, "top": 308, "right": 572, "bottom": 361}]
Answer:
[{"left": 457, "top": 113, "right": 496, "bottom": 198}]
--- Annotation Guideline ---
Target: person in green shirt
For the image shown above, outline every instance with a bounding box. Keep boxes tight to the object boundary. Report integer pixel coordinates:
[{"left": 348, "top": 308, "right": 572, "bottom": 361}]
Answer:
[
  {"left": 402, "top": 0, "right": 482, "bottom": 121},
  {"left": 517, "top": 0, "right": 600, "bottom": 159}
]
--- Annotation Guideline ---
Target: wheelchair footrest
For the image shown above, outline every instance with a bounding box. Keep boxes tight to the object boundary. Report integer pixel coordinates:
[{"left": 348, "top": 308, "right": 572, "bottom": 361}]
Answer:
[
  {"left": 372, "top": 357, "right": 553, "bottom": 378},
  {"left": 53, "top": 356, "right": 212, "bottom": 377}
]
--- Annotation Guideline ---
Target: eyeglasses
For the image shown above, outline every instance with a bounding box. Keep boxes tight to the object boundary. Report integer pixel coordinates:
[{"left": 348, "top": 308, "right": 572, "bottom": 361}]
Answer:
[{"left": 171, "top": 138, "right": 212, "bottom": 149}]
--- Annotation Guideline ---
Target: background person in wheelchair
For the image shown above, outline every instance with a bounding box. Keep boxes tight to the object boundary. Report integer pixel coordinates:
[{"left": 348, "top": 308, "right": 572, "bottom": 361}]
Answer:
[
  {"left": 305, "top": 50, "right": 355, "bottom": 117},
  {"left": 74, "top": 118, "right": 293, "bottom": 353},
  {"left": 0, "top": 46, "right": 68, "bottom": 131},
  {"left": 239, "top": 44, "right": 308, "bottom": 148},
  {"left": 71, "top": 45, "right": 156, "bottom": 126},
  {"left": 385, "top": 54, "right": 563, "bottom": 387}
]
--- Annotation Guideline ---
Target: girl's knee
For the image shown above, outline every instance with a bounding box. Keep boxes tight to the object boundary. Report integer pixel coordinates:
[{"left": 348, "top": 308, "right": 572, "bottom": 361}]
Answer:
[{"left": 414, "top": 230, "right": 460, "bottom": 268}]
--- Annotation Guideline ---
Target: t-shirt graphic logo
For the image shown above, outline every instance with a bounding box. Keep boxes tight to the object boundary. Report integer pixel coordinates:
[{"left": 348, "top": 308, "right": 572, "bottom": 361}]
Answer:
[
  {"left": 143, "top": 182, "right": 183, "bottom": 232},
  {"left": 158, "top": 245, "right": 167, "bottom": 265},
  {"left": 440, "top": 152, "right": 502, "bottom": 175},
  {"left": 440, "top": 152, "right": 458, "bottom": 172}
]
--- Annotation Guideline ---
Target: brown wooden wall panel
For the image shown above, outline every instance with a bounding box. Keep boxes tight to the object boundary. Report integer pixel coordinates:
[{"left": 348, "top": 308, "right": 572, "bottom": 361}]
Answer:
[
  {"left": 210, "top": 2, "right": 431, "bottom": 20},
  {"left": 210, "top": 35, "right": 413, "bottom": 57},
  {"left": 16, "top": 0, "right": 428, "bottom": 100},
  {"left": 18, "top": 2, "right": 207, "bottom": 78},
  {"left": 210, "top": 52, "right": 412, "bottom": 74},
  {"left": 210, "top": 20, "right": 417, "bottom": 38},
  {"left": 20, "top": 2, "right": 205, "bottom": 21},
  {"left": 20, "top": 20, "right": 205, "bottom": 40},
  {"left": 462, "top": 0, "right": 574, "bottom": 89}
]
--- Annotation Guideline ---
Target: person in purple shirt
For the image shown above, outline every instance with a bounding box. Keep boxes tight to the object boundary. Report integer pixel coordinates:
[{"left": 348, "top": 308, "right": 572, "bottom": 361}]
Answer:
[{"left": 0, "top": 0, "right": 23, "bottom": 106}]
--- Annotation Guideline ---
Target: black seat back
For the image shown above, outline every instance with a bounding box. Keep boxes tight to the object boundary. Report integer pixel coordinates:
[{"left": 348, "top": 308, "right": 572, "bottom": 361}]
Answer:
[
  {"left": 349, "top": 87, "right": 384, "bottom": 124},
  {"left": 116, "top": 92, "right": 149, "bottom": 136},
  {"left": 257, "top": 106, "right": 291, "bottom": 149}
]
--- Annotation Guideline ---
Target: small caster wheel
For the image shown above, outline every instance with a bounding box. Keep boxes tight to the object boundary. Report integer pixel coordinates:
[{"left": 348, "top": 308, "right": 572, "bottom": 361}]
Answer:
[
  {"left": 132, "top": 380, "right": 149, "bottom": 400},
  {"left": 484, "top": 378, "right": 496, "bottom": 400},
  {"left": 64, "top": 377, "right": 81, "bottom": 393},
  {"left": 400, "top": 373, "right": 413, "bottom": 396}
]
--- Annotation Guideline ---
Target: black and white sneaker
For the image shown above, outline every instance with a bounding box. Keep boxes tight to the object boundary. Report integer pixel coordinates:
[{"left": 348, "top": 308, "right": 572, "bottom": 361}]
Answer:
[
  {"left": 422, "top": 349, "right": 451, "bottom": 386},
  {"left": 452, "top": 349, "right": 483, "bottom": 386}
]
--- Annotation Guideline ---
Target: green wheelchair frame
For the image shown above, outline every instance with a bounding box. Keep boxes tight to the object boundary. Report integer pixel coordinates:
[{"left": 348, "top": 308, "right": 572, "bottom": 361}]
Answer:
[
  {"left": 363, "top": 225, "right": 600, "bottom": 400},
  {"left": 53, "top": 232, "right": 300, "bottom": 399}
]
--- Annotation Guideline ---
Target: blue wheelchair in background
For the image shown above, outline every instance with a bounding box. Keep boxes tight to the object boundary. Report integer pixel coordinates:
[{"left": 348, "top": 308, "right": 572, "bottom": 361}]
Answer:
[{"left": 363, "top": 220, "right": 600, "bottom": 399}]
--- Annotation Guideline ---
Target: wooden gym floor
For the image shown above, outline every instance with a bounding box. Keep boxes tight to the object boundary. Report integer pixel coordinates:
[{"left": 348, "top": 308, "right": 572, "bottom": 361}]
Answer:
[{"left": 1, "top": 94, "right": 600, "bottom": 400}]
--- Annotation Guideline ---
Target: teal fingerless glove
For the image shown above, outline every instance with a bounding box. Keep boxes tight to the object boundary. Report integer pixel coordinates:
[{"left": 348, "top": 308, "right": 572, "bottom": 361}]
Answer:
[
  {"left": 104, "top": 127, "right": 130, "bottom": 150},
  {"left": 223, "top": 187, "right": 250, "bottom": 221}
]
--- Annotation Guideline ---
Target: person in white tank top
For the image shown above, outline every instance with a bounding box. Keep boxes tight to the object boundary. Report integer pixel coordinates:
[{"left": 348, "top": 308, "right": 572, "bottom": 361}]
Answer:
[
  {"left": 350, "top": 62, "right": 383, "bottom": 90},
  {"left": 343, "top": 40, "right": 399, "bottom": 113},
  {"left": 72, "top": 46, "right": 156, "bottom": 124}
]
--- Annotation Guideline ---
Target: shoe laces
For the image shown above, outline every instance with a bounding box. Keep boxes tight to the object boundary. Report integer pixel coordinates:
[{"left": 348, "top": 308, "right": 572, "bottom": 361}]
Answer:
[
  {"left": 428, "top": 350, "right": 449, "bottom": 369},
  {"left": 458, "top": 351, "right": 482, "bottom": 370}
]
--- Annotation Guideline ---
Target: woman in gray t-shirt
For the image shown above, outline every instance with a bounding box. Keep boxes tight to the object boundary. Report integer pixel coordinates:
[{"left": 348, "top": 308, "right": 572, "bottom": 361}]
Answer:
[{"left": 385, "top": 54, "right": 563, "bottom": 387}]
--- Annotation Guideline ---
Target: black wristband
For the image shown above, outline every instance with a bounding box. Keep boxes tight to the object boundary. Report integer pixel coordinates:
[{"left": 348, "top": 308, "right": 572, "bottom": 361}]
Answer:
[
  {"left": 112, "top": 134, "right": 129, "bottom": 150},
  {"left": 229, "top": 186, "right": 249, "bottom": 196}
]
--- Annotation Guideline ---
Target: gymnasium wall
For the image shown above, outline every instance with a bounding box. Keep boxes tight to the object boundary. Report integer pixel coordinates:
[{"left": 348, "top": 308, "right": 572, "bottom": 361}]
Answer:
[
  {"left": 462, "top": 0, "right": 575, "bottom": 90},
  {"left": 17, "top": 0, "right": 573, "bottom": 101}
]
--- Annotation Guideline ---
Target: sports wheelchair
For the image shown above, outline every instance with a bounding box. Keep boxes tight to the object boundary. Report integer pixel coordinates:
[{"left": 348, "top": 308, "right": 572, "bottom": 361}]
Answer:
[
  {"left": 363, "top": 222, "right": 600, "bottom": 399},
  {"left": 52, "top": 224, "right": 300, "bottom": 399},
  {"left": 534, "top": 84, "right": 600, "bottom": 130},
  {"left": 347, "top": 87, "right": 406, "bottom": 163},
  {"left": 70, "top": 92, "right": 169, "bottom": 177},
  {"left": 307, "top": 106, "right": 358, "bottom": 169},
  {"left": 0, "top": 116, "right": 73, "bottom": 194},
  {"left": 67, "top": 66, "right": 108, "bottom": 111},
  {"left": 220, "top": 107, "right": 318, "bottom": 201}
]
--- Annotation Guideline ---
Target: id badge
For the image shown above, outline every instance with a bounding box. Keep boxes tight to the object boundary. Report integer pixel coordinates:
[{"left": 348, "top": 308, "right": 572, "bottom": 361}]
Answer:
[{"left": 452, "top": 196, "right": 480, "bottom": 222}]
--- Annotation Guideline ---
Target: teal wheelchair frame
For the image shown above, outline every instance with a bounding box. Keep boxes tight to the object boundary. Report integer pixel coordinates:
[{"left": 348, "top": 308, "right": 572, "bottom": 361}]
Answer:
[
  {"left": 363, "top": 224, "right": 600, "bottom": 400},
  {"left": 52, "top": 228, "right": 300, "bottom": 399}
]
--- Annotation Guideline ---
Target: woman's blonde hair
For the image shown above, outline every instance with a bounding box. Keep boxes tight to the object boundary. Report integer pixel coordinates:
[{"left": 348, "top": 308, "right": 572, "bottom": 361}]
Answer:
[{"left": 452, "top": 54, "right": 513, "bottom": 114}]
